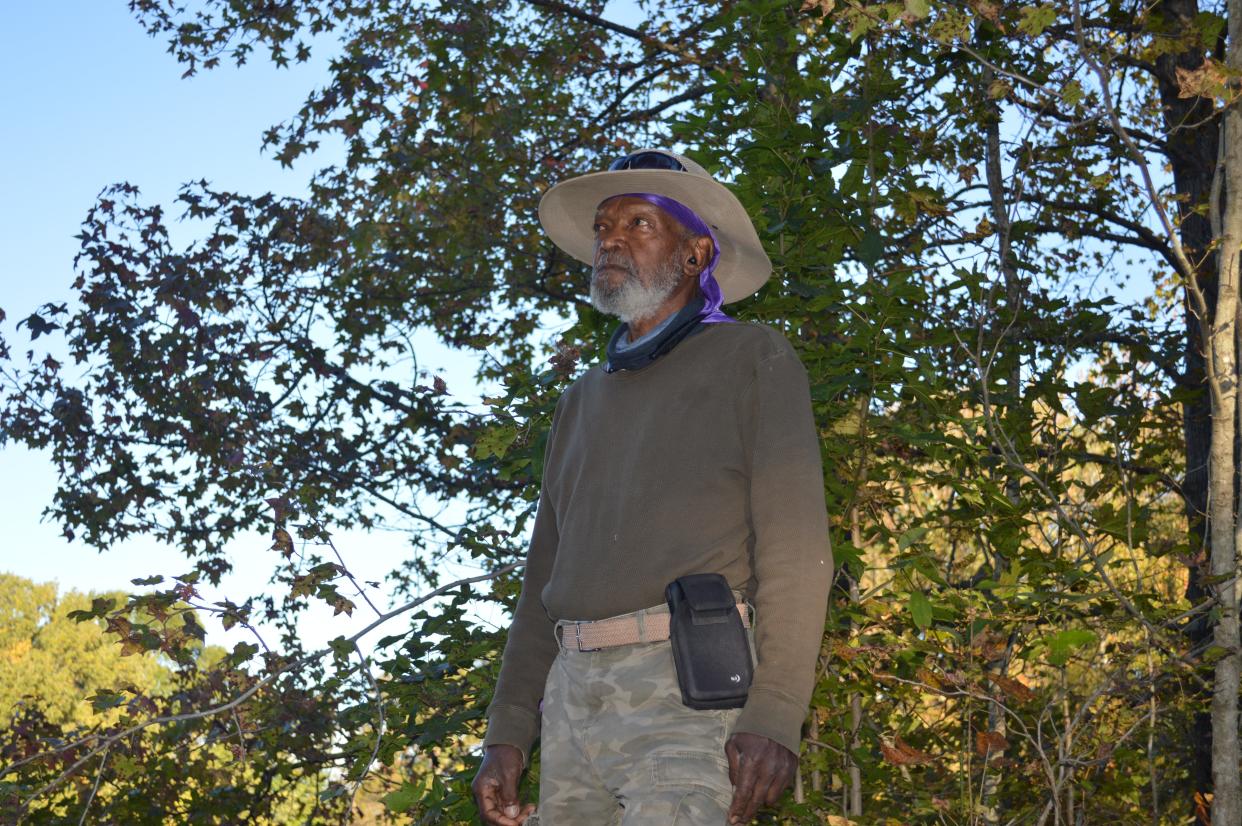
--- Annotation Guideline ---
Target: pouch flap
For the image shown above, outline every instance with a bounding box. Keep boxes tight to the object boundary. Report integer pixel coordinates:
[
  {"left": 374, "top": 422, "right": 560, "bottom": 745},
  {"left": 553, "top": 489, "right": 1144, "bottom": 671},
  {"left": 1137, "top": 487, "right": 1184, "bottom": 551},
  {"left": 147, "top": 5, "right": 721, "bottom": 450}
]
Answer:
[{"left": 673, "top": 573, "right": 734, "bottom": 614}]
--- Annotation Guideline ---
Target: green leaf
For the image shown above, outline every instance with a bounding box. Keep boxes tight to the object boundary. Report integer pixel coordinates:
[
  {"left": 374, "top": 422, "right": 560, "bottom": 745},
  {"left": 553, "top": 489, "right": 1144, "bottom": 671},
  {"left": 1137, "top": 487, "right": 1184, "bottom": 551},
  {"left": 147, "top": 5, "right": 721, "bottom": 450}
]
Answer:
[
  {"left": 1061, "top": 80, "right": 1084, "bottom": 106},
  {"left": 381, "top": 781, "right": 422, "bottom": 813},
  {"left": 88, "top": 689, "right": 126, "bottom": 711},
  {"left": 898, "top": 526, "right": 928, "bottom": 550},
  {"left": 181, "top": 613, "right": 206, "bottom": 641},
  {"left": 1201, "top": 644, "right": 1232, "bottom": 664},
  {"left": 110, "top": 754, "right": 141, "bottom": 780},
  {"left": 905, "top": 0, "right": 931, "bottom": 19},
  {"left": 319, "top": 783, "right": 347, "bottom": 801},
  {"left": 90, "top": 596, "right": 117, "bottom": 616},
  {"left": 229, "top": 641, "right": 259, "bottom": 666},
  {"left": 929, "top": 7, "right": 971, "bottom": 41},
  {"left": 471, "top": 425, "right": 519, "bottom": 459},
  {"left": 856, "top": 229, "right": 884, "bottom": 267},
  {"left": 1044, "top": 629, "right": 1097, "bottom": 666},
  {"left": 1017, "top": 5, "right": 1056, "bottom": 36},
  {"left": 328, "top": 635, "right": 355, "bottom": 663},
  {"left": 909, "top": 591, "right": 933, "bottom": 629}
]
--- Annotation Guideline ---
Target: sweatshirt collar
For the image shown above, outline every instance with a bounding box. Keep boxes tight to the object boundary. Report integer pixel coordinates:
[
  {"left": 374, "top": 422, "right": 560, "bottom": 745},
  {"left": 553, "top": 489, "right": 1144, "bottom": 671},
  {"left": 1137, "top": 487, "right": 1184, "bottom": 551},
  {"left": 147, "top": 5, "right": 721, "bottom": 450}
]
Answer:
[{"left": 604, "top": 295, "right": 706, "bottom": 373}]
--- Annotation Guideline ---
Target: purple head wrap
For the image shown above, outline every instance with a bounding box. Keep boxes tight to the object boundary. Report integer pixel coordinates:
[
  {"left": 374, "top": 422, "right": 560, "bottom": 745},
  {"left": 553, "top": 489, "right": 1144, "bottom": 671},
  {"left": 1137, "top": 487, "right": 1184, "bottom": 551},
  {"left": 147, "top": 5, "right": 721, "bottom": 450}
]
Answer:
[{"left": 616, "top": 192, "right": 733, "bottom": 324}]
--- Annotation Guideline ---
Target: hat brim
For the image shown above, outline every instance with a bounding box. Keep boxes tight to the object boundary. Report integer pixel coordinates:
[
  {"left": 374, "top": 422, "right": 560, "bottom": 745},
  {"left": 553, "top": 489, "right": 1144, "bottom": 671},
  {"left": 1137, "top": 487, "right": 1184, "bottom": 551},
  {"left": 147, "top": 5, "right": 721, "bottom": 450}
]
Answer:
[{"left": 538, "top": 169, "right": 771, "bottom": 304}]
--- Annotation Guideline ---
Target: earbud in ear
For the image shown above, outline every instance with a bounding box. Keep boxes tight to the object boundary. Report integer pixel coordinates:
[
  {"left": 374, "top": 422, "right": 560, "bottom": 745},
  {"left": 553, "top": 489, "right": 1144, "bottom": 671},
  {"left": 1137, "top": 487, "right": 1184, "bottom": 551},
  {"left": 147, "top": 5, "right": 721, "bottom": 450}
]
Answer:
[{"left": 689, "top": 256, "right": 697, "bottom": 264}]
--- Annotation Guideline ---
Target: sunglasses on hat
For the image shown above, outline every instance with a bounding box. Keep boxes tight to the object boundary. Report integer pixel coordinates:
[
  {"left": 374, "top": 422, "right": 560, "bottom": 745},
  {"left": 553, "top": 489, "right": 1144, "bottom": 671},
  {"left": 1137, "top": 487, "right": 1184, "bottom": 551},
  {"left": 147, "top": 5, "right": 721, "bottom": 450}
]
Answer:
[{"left": 607, "top": 151, "right": 687, "bottom": 172}]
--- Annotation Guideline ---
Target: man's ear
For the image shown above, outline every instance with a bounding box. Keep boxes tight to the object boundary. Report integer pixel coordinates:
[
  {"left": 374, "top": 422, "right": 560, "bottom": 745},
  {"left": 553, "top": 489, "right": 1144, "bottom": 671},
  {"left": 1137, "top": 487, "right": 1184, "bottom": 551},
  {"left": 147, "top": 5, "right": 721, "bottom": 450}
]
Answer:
[{"left": 685, "top": 235, "right": 714, "bottom": 275}]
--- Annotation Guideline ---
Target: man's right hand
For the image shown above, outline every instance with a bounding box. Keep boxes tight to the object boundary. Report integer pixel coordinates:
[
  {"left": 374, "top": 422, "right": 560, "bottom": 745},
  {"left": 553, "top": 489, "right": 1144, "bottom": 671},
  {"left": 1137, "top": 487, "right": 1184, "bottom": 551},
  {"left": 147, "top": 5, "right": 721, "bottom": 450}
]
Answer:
[{"left": 472, "top": 744, "right": 536, "bottom": 825}]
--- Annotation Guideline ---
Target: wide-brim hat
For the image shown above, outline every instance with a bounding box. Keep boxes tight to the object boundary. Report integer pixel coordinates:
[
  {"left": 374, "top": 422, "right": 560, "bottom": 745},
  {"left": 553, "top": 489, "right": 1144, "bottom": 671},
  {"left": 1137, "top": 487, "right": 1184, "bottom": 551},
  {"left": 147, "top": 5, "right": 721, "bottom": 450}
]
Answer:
[{"left": 538, "top": 148, "right": 772, "bottom": 304}]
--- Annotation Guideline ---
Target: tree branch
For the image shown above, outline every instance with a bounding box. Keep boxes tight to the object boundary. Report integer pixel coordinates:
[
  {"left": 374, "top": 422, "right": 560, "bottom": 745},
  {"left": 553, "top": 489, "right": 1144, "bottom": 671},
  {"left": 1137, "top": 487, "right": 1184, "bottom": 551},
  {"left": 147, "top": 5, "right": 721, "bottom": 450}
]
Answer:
[
  {"left": 519, "top": 0, "right": 714, "bottom": 68},
  {"left": 4, "top": 563, "right": 522, "bottom": 814}
]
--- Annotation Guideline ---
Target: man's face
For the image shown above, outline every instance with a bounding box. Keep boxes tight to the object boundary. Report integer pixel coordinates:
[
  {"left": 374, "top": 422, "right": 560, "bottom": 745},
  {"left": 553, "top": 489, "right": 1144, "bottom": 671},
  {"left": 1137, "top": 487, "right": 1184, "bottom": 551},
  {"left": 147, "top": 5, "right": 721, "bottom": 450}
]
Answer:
[{"left": 590, "top": 196, "right": 688, "bottom": 323}]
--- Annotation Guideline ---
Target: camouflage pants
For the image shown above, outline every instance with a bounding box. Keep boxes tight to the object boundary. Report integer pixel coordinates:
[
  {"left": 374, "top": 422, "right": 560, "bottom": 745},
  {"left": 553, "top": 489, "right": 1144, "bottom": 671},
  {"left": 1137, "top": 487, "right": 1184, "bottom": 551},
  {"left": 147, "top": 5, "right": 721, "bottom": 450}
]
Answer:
[{"left": 532, "top": 631, "right": 742, "bottom": 825}]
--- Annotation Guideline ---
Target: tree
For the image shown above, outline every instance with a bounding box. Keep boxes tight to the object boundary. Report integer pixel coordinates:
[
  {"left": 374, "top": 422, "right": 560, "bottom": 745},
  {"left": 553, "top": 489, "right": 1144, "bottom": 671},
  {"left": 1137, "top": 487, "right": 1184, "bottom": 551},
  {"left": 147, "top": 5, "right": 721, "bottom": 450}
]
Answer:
[
  {"left": 2, "top": 0, "right": 1240, "bottom": 822},
  {"left": 0, "top": 574, "right": 334, "bottom": 823},
  {"left": 0, "top": 574, "right": 171, "bottom": 731}
]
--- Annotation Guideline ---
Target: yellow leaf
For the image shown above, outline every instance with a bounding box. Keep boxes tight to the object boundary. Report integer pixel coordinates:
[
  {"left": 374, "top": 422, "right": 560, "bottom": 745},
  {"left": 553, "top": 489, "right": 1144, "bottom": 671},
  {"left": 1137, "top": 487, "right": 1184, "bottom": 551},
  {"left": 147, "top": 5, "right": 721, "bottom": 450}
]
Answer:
[{"left": 830, "top": 414, "right": 860, "bottom": 436}]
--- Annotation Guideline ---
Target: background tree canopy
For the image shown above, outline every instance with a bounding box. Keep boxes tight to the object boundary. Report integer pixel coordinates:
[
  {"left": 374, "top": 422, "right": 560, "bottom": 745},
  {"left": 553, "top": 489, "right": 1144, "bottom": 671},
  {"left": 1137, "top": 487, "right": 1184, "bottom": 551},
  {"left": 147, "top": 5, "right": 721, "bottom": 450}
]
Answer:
[
  {"left": 1, "top": 0, "right": 1239, "bottom": 823},
  {"left": 0, "top": 575, "right": 176, "bottom": 731}
]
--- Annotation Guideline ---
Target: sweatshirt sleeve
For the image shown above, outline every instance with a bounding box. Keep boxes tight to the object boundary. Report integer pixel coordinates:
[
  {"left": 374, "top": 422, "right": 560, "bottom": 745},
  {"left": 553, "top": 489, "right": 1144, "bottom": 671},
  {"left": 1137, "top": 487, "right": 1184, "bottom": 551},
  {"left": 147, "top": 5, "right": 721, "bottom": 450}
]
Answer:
[
  {"left": 733, "top": 334, "right": 833, "bottom": 756},
  {"left": 481, "top": 413, "right": 564, "bottom": 766}
]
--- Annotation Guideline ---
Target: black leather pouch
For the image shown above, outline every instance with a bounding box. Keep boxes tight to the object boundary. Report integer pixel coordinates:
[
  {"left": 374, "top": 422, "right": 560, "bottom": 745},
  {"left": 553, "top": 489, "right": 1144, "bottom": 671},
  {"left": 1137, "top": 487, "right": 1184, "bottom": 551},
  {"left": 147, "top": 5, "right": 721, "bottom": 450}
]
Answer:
[{"left": 664, "top": 573, "right": 753, "bottom": 709}]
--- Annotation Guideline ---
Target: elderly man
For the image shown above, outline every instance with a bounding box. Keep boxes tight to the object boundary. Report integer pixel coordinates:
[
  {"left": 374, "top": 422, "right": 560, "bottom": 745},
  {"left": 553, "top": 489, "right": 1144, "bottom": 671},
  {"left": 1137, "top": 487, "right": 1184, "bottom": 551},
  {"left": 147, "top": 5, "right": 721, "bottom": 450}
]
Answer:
[{"left": 472, "top": 149, "right": 832, "bottom": 825}]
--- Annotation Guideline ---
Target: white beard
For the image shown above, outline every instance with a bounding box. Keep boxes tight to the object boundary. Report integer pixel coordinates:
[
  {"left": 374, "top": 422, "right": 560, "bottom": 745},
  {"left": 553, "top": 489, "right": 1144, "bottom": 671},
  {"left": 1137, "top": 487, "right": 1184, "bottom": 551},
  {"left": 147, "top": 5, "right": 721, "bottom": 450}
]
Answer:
[{"left": 590, "top": 253, "right": 683, "bottom": 325}]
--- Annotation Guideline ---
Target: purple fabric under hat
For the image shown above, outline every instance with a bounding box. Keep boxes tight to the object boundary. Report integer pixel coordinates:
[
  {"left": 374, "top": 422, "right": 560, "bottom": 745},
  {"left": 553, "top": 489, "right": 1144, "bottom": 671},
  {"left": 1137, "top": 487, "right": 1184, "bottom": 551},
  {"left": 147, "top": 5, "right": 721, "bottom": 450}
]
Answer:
[
  {"left": 617, "top": 192, "right": 733, "bottom": 324},
  {"left": 539, "top": 148, "right": 772, "bottom": 304}
]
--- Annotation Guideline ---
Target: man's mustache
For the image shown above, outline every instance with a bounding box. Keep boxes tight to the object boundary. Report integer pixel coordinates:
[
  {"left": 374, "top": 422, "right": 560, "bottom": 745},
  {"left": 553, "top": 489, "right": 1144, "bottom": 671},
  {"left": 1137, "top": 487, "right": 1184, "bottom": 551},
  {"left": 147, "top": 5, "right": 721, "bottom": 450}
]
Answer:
[{"left": 593, "top": 252, "right": 637, "bottom": 279}]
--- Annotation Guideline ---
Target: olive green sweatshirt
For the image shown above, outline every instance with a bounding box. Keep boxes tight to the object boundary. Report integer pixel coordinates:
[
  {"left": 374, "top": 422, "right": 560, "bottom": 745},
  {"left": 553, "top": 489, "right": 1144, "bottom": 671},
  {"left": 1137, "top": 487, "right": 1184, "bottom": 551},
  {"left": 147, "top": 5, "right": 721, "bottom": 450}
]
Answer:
[{"left": 483, "top": 321, "right": 833, "bottom": 761}]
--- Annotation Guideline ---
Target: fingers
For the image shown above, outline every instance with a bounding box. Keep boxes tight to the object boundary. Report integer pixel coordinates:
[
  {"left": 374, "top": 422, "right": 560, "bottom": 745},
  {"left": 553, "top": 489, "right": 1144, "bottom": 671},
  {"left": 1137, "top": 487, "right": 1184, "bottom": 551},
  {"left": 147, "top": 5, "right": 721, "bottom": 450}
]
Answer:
[
  {"left": 495, "top": 774, "right": 526, "bottom": 826},
  {"left": 727, "top": 735, "right": 798, "bottom": 824},
  {"left": 727, "top": 753, "right": 761, "bottom": 825},
  {"left": 761, "top": 753, "right": 795, "bottom": 808},
  {"left": 725, "top": 737, "right": 741, "bottom": 786},
  {"left": 476, "top": 779, "right": 524, "bottom": 826},
  {"left": 760, "top": 767, "right": 790, "bottom": 808},
  {"left": 498, "top": 765, "right": 522, "bottom": 813},
  {"left": 473, "top": 745, "right": 529, "bottom": 826}
]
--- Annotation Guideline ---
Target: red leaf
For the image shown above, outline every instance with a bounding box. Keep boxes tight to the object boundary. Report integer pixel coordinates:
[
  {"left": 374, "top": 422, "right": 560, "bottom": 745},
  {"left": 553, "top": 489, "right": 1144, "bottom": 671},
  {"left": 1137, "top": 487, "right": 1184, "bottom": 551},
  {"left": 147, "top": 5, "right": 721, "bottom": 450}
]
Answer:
[
  {"left": 881, "top": 736, "right": 935, "bottom": 766},
  {"left": 975, "top": 730, "right": 1008, "bottom": 756}
]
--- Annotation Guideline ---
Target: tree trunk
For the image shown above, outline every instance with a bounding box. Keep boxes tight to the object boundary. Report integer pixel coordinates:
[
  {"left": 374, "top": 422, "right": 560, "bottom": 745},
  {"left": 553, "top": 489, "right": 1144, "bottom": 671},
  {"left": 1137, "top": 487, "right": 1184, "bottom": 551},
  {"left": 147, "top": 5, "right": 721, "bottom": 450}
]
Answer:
[
  {"left": 1208, "top": 4, "right": 1242, "bottom": 819},
  {"left": 979, "top": 48, "right": 1020, "bottom": 826},
  {"left": 1151, "top": 0, "right": 1223, "bottom": 813},
  {"left": 848, "top": 504, "right": 864, "bottom": 817}
]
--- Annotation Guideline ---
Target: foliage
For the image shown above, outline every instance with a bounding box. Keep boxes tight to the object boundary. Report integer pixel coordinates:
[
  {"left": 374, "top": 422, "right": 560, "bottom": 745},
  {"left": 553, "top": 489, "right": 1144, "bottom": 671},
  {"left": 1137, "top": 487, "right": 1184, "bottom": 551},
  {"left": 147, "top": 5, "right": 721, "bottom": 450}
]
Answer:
[
  {"left": 0, "top": 574, "right": 330, "bottom": 823},
  {"left": 0, "top": 574, "right": 174, "bottom": 731},
  {"left": 0, "top": 0, "right": 1234, "bottom": 822}
]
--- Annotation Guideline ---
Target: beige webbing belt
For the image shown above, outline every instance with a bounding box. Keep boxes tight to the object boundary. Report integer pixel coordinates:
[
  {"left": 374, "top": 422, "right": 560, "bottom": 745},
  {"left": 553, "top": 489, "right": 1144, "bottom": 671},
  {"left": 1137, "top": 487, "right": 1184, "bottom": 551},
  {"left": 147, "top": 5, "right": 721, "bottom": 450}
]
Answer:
[{"left": 556, "top": 602, "right": 751, "bottom": 653}]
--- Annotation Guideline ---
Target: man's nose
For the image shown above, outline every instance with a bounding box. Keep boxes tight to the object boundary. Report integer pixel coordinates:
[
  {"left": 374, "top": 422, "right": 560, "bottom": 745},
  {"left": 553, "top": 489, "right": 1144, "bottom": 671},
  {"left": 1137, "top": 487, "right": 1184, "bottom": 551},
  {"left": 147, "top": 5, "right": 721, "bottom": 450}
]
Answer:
[{"left": 594, "top": 224, "right": 626, "bottom": 257}]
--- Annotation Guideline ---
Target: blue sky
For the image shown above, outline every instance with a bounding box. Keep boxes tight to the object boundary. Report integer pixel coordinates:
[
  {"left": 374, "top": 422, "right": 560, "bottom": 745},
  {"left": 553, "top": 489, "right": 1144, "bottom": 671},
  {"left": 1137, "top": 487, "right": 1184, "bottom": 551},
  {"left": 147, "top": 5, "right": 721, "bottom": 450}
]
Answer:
[
  {"left": 0, "top": 1, "right": 654, "bottom": 654},
  {"left": 1, "top": 4, "right": 330, "bottom": 570},
  {"left": 0, "top": 3, "right": 492, "bottom": 650}
]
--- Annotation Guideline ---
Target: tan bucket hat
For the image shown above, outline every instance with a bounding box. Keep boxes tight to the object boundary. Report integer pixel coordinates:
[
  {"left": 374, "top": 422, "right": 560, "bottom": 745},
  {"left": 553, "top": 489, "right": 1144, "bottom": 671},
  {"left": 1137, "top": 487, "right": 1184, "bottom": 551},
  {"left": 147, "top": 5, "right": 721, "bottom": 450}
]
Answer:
[{"left": 538, "top": 148, "right": 772, "bottom": 304}]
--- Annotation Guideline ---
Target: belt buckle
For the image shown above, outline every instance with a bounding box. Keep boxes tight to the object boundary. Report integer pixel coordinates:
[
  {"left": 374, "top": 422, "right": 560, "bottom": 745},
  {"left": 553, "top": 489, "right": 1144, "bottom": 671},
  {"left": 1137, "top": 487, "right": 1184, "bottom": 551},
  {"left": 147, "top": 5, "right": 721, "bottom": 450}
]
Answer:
[{"left": 575, "top": 621, "right": 601, "bottom": 653}]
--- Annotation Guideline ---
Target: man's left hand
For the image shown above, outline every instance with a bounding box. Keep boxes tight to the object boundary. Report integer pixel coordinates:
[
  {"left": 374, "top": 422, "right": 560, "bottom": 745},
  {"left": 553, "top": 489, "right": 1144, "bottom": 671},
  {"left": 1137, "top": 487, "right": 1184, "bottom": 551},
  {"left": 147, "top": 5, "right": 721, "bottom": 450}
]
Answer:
[{"left": 724, "top": 731, "right": 797, "bottom": 824}]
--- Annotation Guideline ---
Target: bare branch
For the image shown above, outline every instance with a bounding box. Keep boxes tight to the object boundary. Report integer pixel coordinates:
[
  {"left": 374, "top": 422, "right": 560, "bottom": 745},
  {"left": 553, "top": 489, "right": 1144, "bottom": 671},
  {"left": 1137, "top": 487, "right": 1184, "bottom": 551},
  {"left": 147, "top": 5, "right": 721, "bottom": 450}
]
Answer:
[
  {"left": 314, "top": 515, "right": 385, "bottom": 619},
  {"left": 1069, "top": 0, "right": 1208, "bottom": 342},
  {"left": 75, "top": 744, "right": 109, "bottom": 826}
]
